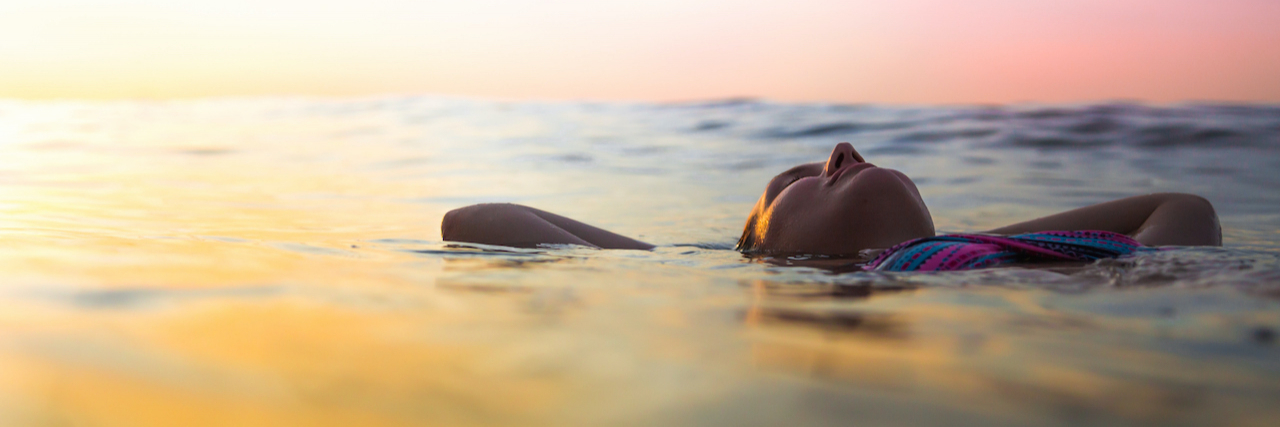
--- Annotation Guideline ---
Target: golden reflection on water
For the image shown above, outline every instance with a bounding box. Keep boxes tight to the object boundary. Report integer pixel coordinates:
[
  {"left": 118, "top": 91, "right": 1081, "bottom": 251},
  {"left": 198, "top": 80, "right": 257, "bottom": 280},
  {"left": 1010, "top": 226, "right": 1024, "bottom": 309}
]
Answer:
[
  {"left": 2, "top": 102, "right": 1278, "bottom": 426},
  {"left": 740, "top": 281, "right": 1280, "bottom": 427},
  {"left": 0, "top": 299, "right": 565, "bottom": 426},
  {"left": 0, "top": 142, "right": 437, "bottom": 288}
]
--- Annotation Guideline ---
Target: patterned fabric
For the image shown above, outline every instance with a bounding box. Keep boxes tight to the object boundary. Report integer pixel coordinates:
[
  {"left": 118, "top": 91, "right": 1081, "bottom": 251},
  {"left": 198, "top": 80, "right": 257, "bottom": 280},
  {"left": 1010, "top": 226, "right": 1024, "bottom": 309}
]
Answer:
[{"left": 865, "top": 230, "right": 1144, "bottom": 272}]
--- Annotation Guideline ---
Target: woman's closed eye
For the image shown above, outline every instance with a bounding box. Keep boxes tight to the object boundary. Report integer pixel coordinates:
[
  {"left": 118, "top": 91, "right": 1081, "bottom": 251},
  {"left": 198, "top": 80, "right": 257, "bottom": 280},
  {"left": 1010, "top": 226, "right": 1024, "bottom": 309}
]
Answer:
[
  {"left": 771, "top": 176, "right": 802, "bottom": 197},
  {"left": 763, "top": 162, "right": 825, "bottom": 204}
]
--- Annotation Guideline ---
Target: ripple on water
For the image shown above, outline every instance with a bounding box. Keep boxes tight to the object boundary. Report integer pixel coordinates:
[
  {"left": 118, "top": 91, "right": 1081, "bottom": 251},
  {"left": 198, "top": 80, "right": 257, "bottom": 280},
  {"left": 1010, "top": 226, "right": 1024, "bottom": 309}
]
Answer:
[
  {"left": 45, "top": 286, "right": 285, "bottom": 310},
  {"left": 758, "top": 121, "right": 914, "bottom": 139},
  {"left": 0, "top": 98, "right": 1278, "bottom": 427}
]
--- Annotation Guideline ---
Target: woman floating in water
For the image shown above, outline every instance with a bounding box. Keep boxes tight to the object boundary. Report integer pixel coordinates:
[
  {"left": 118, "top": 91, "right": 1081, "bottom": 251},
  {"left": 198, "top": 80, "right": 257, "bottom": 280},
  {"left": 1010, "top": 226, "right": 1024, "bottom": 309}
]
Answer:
[{"left": 441, "top": 142, "right": 1221, "bottom": 271}]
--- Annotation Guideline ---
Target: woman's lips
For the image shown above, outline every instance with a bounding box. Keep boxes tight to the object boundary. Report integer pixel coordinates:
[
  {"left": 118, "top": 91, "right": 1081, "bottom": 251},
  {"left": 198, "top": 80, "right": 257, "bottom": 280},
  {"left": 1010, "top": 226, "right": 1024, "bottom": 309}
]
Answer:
[{"left": 828, "top": 162, "right": 875, "bottom": 185}]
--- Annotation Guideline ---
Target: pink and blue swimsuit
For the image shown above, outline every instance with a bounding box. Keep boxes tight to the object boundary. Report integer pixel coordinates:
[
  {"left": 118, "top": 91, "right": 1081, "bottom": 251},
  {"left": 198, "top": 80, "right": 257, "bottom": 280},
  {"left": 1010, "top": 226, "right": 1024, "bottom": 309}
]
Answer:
[{"left": 865, "top": 230, "right": 1145, "bottom": 272}]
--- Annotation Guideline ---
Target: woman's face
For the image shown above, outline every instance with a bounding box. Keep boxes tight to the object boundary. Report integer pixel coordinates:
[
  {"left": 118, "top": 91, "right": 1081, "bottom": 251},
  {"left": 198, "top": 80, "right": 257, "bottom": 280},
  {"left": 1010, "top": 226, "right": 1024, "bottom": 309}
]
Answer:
[{"left": 741, "top": 142, "right": 934, "bottom": 255}]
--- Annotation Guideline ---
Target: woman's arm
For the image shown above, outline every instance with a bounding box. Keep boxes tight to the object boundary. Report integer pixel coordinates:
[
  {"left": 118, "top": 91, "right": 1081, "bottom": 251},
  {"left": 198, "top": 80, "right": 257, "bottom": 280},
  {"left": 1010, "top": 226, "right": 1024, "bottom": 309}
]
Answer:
[
  {"left": 441, "top": 203, "right": 655, "bottom": 250},
  {"left": 985, "top": 193, "right": 1221, "bottom": 246}
]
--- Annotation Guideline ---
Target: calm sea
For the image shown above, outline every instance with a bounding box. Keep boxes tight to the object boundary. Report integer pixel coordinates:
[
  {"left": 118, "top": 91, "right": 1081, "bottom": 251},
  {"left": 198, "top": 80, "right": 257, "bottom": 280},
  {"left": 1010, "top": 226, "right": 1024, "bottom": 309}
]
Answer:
[{"left": 1, "top": 97, "right": 1277, "bottom": 426}]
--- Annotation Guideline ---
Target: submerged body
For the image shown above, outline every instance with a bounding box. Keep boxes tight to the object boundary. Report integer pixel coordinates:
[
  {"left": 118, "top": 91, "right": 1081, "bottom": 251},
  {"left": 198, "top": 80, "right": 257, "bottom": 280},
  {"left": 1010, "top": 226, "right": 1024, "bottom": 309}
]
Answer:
[
  {"left": 866, "top": 230, "right": 1146, "bottom": 271},
  {"left": 442, "top": 142, "right": 1221, "bottom": 268}
]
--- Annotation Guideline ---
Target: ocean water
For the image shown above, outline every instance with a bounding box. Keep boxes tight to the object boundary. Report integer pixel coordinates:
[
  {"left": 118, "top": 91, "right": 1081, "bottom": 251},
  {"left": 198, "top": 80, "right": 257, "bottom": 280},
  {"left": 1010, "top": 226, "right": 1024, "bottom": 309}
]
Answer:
[{"left": 0, "top": 97, "right": 1278, "bottom": 426}]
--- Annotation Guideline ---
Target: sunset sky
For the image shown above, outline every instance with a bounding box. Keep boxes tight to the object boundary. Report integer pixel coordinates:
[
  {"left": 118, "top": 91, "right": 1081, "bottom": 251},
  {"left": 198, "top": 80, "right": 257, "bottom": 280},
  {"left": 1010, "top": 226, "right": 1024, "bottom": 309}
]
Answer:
[{"left": 2, "top": 0, "right": 1277, "bottom": 103}]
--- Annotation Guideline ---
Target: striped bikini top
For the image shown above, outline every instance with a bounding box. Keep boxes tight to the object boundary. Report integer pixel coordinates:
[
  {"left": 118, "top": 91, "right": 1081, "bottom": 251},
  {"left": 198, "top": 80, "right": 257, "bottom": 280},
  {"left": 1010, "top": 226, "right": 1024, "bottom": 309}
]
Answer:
[{"left": 864, "top": 230, "right": 1145, "bottom": 272}]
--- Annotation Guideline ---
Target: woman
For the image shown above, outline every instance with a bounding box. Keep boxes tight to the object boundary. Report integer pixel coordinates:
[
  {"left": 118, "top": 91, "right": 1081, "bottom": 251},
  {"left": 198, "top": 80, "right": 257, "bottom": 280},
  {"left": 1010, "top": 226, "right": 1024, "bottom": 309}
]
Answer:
[{"left": 441, "top": 143, "right": 1220, "bottom": 270}]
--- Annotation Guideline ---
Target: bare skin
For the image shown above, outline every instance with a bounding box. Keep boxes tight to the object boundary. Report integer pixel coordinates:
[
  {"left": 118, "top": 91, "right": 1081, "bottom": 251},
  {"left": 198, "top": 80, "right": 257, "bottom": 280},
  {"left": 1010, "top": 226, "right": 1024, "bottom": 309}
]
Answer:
[
  {"left": 441, "top": 142, "right": 1221, "bottom": 253},
  {"left": 442, "top": 204, "right": 654, "bottom": 250},
  {"left": 737, "top": 143, "right": 934, "bottom": 255},
  {"left": 985, "top": 193, "right": 1221, "bottom": 246}
]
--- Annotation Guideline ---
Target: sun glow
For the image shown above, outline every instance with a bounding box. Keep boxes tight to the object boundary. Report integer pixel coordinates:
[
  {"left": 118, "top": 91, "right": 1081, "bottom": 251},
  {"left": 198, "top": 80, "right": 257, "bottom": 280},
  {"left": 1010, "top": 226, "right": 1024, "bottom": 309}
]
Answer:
[{"left": 2, "top": 0, "right": 1278, "bottom": 103}]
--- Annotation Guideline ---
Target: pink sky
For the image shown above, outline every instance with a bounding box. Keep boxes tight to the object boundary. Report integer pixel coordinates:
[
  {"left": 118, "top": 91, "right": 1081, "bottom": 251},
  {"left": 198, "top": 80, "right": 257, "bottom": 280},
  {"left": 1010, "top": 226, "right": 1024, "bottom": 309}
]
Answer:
[{"left": 1, "top": 0, "right": 1277, "bottom": 103}]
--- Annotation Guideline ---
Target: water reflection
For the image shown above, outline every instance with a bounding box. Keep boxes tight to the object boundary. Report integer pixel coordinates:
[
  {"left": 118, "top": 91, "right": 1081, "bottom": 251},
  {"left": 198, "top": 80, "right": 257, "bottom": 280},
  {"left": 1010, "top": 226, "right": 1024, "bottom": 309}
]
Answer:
[
  {"left": 0, "top": 98, "right": 1278, "bottom": 426},
  {"left": 740, "top": 281, "right": 1280, "bottom": 426}
]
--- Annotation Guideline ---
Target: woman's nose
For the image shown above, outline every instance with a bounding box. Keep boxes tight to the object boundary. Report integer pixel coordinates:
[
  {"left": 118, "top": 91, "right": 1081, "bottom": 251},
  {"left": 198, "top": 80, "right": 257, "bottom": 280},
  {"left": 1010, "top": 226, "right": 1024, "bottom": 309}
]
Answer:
[{"left": 823, "top": 142, "right": 865, "bottom": 176}]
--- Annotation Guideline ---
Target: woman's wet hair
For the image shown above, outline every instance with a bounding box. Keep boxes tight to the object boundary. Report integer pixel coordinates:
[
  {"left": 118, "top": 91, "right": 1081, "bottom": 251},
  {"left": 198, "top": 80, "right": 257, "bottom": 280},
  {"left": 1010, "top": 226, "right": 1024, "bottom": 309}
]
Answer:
[
  {"left": 736, "top": 163, "right": 815, "bottom": 254},
  {"left": 735, "top": 210, "right": 762, "bottom": 253}
]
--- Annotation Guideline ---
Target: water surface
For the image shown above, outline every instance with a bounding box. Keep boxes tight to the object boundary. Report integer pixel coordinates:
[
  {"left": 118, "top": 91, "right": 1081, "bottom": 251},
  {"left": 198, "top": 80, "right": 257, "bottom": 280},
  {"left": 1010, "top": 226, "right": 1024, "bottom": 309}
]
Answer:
[{"left": 0, "top": 98, "right": 1278, "bottom": 426}]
